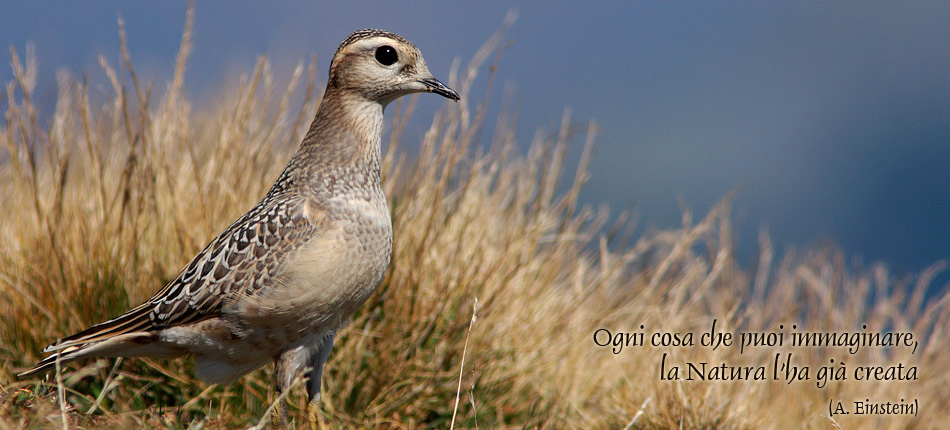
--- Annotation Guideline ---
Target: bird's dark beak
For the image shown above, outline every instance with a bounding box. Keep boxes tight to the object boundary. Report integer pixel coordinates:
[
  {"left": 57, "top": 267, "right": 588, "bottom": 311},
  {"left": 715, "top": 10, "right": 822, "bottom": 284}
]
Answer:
[{"left": 419, "top": 78, "right": 460, "bottom": 101}]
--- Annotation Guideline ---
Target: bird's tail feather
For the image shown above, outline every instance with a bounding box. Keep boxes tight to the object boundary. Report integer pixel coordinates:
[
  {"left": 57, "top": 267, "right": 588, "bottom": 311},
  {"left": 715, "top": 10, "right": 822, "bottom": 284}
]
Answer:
[
  {"left": 17, "top": 332, "right": 165, "bottom": 379},
  {"left": 18, "top": 304, "right": 165, "bottom": 379},
  {"left": 45, "top": 304, "right": 155, "bottom": 352}
]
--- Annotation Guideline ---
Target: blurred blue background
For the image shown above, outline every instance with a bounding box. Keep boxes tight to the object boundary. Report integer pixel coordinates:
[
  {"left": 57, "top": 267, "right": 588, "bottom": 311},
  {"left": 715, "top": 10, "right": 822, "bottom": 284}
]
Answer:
[{"left": 2, "top": 2, "right": 948, "bottom": 286}]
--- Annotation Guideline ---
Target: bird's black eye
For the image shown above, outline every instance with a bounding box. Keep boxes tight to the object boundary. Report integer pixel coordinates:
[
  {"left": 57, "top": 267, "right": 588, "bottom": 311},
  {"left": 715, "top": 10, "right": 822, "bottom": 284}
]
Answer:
[{"left": 375, "top": 45, "right": 398, "bottom": 66}]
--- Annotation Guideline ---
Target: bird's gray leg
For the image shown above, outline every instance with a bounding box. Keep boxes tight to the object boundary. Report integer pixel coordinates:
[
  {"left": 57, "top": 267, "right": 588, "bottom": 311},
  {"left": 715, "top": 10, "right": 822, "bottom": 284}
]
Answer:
[
  {"left": 306, "top": 330, "right": 335, "bottom": 429},
  {"left": 271, "top": 376, "right": 289, "bottom": 430},
  {"left": 274, "top": 349, "right": 306, "bottom": 430}
]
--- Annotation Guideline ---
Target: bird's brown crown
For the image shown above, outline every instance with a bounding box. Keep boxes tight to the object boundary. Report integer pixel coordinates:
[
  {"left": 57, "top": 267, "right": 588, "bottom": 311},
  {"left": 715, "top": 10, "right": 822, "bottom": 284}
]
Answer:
[{"left": 334, "top": 29, "right": 415, "bottom": 59}]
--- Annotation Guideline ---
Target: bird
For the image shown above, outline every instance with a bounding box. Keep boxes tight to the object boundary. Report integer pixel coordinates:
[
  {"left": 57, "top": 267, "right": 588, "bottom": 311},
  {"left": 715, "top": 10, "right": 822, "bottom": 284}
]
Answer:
[{"left": 19, "top": 29, "right": 459, "bottom": 428}]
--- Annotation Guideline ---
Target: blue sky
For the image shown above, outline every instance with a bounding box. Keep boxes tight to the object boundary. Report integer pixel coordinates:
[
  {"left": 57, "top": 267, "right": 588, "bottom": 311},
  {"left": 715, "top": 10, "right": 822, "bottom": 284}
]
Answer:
[{"left": 2, "top": 2, "right": 949, "bottom": 285}]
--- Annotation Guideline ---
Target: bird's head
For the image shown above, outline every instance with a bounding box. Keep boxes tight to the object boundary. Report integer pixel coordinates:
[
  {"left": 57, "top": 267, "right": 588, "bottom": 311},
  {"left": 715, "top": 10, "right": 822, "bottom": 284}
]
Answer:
[{"left": 327, "top": 29, "right": 460, "bottom": 106}]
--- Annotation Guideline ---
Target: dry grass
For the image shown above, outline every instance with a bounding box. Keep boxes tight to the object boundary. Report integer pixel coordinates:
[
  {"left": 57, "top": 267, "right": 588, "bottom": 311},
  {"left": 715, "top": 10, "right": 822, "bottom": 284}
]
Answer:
[{"left": 2, "top": 11, "right": 948, "bottom": 430}]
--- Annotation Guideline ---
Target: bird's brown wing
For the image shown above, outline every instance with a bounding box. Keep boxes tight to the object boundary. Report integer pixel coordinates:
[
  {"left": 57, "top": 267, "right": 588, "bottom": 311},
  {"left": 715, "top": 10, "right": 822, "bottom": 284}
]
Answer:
[{"left": 43, "top": 193, "right": 321, "bottom": 353}]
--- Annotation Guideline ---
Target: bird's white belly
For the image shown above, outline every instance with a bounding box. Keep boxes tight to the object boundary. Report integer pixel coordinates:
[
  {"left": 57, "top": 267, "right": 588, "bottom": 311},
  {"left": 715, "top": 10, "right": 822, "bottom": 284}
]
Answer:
[{"left": 159, "top": 320, "right": 332, "bottom": 385}]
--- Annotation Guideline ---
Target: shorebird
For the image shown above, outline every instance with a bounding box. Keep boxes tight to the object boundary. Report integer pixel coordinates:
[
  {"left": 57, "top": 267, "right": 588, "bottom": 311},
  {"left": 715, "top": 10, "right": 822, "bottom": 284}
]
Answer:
[{"left": 20, "top": 29, "right": 459, "bottom": 428}]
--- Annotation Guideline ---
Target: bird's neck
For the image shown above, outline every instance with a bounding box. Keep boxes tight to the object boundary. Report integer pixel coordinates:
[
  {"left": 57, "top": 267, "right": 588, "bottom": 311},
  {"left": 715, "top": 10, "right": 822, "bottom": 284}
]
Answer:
[
  {"left": 272, "top": 89, "right": 386, "bottom": 199},
  {"left": 300, "top": 89, "right": 385, "bottom": 162}
]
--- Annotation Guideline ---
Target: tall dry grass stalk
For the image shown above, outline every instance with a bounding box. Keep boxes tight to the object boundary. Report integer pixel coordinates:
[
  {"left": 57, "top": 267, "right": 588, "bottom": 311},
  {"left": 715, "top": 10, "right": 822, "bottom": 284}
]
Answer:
[{"left": 2, "top": 11, "right": 948, "bottom": 430}]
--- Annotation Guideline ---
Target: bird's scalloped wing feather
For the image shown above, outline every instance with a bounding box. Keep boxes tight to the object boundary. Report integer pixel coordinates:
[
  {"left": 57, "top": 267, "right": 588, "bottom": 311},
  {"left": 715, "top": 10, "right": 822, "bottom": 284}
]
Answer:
[{"left": 45, "top": 193, "right": 320, "bottom": 352}]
